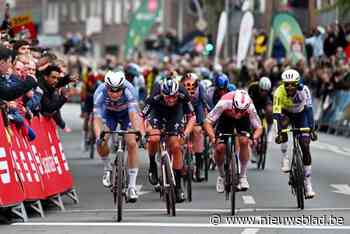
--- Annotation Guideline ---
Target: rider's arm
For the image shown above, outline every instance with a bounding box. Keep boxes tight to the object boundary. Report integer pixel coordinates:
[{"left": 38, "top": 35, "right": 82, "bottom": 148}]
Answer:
[
  {"left": 126, "top": 89, "right": 141, "bottom": 131},
  {"left": 272, "top": 86, "right": 284, "bottom": 131},
  {"left": 249, "top": 104, "right": 263, "bottom": 140},
  {"left": 93, "top": 85, "right": 106, "bottom": 138},
  {"left": 303, "top": 85, "right": 315, "bottom": 129},
  {"left": 203, "top": 100, "right": 225, "bottom": 141},
  {"left": 183, "top": 101, "right": 196, "bottom": 136}
]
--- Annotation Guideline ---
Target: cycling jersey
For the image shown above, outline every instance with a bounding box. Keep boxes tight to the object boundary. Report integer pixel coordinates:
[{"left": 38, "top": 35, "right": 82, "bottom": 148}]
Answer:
[
  {"left": 142, "top": 83, "right": 195, "bottom": 132},
  {"left": 93, "top": 83, "right": 138, "bottom": 130},
  {"left": 207, "top": 87, "right": 227, "bottom": 109},
  {"left": 248, "top": 81, "right": 272, "bottom": 114},
  {"left": 273, "top": 84, "right": 312, "bottom": 114},
  {"left": 206, "top": 91, "right": 261, "bottom": 130},
  {"left": 189, "top": 82, "right": 210, "bottom": 125}
]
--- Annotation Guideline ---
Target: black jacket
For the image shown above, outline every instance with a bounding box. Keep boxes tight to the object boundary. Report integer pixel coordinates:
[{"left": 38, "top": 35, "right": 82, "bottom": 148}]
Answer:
[
  {"left": 0, "top": 74, "right": 37, "bottom": 101},
  {"left": 38, "top": 75, "right": 71, "bottom": 115}
]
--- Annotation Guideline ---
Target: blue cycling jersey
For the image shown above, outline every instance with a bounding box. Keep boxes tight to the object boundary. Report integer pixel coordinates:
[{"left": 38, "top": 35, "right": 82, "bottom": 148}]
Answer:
[{"left": 93, "top": 82, "right": 138, "bottom": 119}]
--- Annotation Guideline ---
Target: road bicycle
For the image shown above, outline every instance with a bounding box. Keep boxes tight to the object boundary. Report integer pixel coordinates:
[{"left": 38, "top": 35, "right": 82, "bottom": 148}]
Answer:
[{"left": 100, "top": 129, "right": 140, "bottom": 222}]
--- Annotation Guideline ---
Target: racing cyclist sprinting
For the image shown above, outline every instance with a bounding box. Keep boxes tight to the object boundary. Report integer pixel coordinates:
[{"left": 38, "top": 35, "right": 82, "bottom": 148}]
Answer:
[
  {"left": 140, "top": 77, "right": 196, "bottom": 203},
  {"left": 273, "top": 69, "right": 317, "bottom": 199},
  {"left": 203, "top": 90, "right": 262, "bottom": 192},
  {"left": 94, "top": 71, "right": 143, "bottom": 202}
]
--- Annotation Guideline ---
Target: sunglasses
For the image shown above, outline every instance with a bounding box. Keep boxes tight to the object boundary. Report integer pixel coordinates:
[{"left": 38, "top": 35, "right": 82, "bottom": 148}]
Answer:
[
  {"left": 163, "top": 94, "right": 178, "bottom": 99},
  {"left": 284, "top": 82, "right": 298, "bottom": 88},
  {"left": 107, "top": 87, "right": 124, "bottom": 93}
]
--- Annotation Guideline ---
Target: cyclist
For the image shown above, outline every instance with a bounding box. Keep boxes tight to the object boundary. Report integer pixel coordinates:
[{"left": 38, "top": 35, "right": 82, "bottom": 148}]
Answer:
[
  {"left": 273, "top": 69, "right": 316, "bottom": 199},
  {"left": 80, "top": 67, "right": 103, "bottom": 150},
  {"left": 140, "top": 77, "right": 196, "bottom": 203},
  {"left": 124, "top": 63, "right": 146, "bottom": 101},
  {"left": 248, "top": 77, "right": 273, "bottom": 162},
  {"left": 94, "top": 71, "right": 143, "bottom": 203},
  {"left": 207, "top": 73, "right": 230, "bottom": 109},
  {"left": 203, "top": 90, "right": 262, "bottom": 192},
  {"left": 181, "top": 72, "right": 209, "bottom": 182}
]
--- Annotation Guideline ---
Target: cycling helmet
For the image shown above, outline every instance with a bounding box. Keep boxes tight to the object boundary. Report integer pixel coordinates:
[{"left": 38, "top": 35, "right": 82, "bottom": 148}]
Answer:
[
  {"left": 125, "top": 63, "right": 140, "bottom": 77},
  {"left": 214, "top": 73, "right": 229, "bottom": 89},
  {"left": 281, "top": 69, "right": 300, "bottom": 83},
  {"left": 228, "top": 83, "right": 237, "bottom": 92},
  {"left": 200, "top": 79, "right": 213, "bottom": 90},
  {"left": 214, "top": 64, "right": 223, "bottom": 73},
  {"left": 182, "top": 73, "right": 199, "bottom": 96},
  {"left": 199, "top": 67, "right": 211, "bottom": 80},
  {"left": 104, "top": 71, "right": 125, "bottom": 91},
  {"left": 233, "top": 90, "right": 251, "bottom": 111},
  {"left": 259, "top": 77, "right": 271, "bottom": 91},
  {"left": 161, "top": 78, "right": 179, "bottom": 96}
]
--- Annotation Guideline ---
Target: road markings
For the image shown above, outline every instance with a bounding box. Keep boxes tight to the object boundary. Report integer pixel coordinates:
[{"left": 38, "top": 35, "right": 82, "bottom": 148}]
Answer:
[
  {"left": 64, "top": 207, "right": 350, "bottom": 213},
  {"left": 330, "top": 184, "right": 350, "bottom": 195},
  {"left": 242, "top": 229, "right": 259, "bottom": 234},
  {"left": 11, "top": 222, "right": 350, "bottom": 229},
  {"left": 242, "top": 196, "right": 256, "bottom": 205}
]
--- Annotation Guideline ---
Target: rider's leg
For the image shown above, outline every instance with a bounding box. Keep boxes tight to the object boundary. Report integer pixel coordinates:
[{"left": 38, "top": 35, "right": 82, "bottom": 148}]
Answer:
[
  {"left": 146, "top": 122, "right": 160, "bottom": 185},
  {"left": 193, "top": 125, "right": 204, "bottom": 181},
  {"left": 169, "top": 136, "right": 185, "bottom": 202},
  {"left": 125, "top": 133, "right": 139, "bottom": 189}
]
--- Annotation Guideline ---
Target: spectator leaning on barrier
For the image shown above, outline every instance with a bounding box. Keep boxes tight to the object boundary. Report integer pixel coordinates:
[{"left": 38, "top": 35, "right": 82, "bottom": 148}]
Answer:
[
  {"left": 38, "top": 64, "right": 77, "bottom": 131},
  {"left": 0, "top": 45, "right": 38, "bottom": 102}
]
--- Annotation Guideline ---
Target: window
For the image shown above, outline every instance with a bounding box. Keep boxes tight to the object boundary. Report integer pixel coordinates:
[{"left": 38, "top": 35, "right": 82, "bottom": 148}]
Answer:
[
  {"left": 90, "top": 0, "right": 97, "bottom": 17},
  {"left": 123, "top": 0, "right": 131, "bottom": 23},
  {"left": 80, "top": 0, "right": 87, "bottom": 21},
  {"left": 105, "top": 0, "right": 113, "bottom": 24},
  {"left": 61, "top": 2, "right": 68, "bottom": 18},
  {"left": 70, "top": 2, "right": 77, "bottom": 22},
  {"left": 96, "top": 0, "right": 102, "bottom": 16},
  {"left": 114, "top": 0, "right": 122, "bottom": 24}
]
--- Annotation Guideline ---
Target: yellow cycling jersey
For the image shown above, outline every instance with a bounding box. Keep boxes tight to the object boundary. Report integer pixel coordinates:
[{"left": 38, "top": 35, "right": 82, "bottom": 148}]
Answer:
[{"left": 273, "top": 84, "right": 312, "bottom": 114}]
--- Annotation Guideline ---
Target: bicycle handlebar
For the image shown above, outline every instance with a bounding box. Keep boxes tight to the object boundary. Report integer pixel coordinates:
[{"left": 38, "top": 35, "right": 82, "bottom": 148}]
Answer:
[
  {"left": 100, "top": 130, "right": 141, "bottom": 139},
  {"left": 280, "top": 127, "right": 311, "bottom": 134}
]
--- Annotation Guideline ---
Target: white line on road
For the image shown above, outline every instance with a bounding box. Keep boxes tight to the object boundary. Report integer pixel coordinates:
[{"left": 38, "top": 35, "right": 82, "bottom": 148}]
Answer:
[
  {"left": 11, "top": 222, "right": 350, "bottom": 229},
  {"left": 330, "top": 184, "right": 350, "bottom": 195},
  {"left": 64, "top": 207, "right": 350, "bottom": 213},
  {"left": 242, "top": 196, "right": 256, "bottom": 205},
  {"left": 242, "top": 229, "right": 259, "bottom": 234}
]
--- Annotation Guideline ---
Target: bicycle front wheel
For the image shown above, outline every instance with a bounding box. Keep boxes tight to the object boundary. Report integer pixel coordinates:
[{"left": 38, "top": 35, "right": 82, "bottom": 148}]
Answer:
[
  {"left": 116, "top": 151, "right": 124, "bottom": 221},
  {"left": 293, "top": 144, "right": 304, "bottom": 209},
  {"left": 164, "top": 154, "right": 176, "bottom": 216}
]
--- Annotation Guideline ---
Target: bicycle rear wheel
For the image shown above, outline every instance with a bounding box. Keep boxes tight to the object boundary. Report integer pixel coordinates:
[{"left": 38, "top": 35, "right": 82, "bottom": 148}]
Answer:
[
  {"left": 257, "top": 130, "right": 267, "bottom": 170},
  {"left": 89, "top": 113, "right": 95, "bottom": 159},
  {"left": 203, "top": 137, "right": 209, "bottom": 181},
  {"left": 292, "top": 144, "right": 304, "bottom": 209},
  {"left": 185, "top": 151, "right": 193, "bottom": 202},
  {"left": 164, "top": 154, "right": 176, "bottom": 216}
]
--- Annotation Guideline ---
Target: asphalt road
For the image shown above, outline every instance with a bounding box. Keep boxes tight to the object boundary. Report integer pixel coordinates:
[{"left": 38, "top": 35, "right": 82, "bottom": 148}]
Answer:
[{"left": 2, "top": 104, "right": 350, "bottom": 234}]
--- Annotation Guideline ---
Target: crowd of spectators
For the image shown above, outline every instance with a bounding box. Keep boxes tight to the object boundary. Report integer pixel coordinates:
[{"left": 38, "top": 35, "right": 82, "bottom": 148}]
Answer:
[{"left": 0, "top": 30, "right": 79, "bottom": 141}]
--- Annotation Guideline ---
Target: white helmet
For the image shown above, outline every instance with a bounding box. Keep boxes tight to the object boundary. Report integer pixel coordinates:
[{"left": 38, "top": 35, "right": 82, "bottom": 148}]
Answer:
[
  {"left": 104, "top": 71, "right": 125, "bottom": 90},
  {"left": 233, "top": 90, "right": 251, "bottom": 111},
  {"left": 281, "top": 69, "right": 300, "bottom": 83},
  {"left": 259, "top": 77, "right": 271, "bottom": 91}
]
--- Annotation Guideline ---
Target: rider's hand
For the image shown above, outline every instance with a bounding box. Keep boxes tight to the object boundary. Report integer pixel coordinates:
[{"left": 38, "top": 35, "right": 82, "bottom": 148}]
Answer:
[{"left": 310, "top": 130, "right": 318, "bottom": 141}]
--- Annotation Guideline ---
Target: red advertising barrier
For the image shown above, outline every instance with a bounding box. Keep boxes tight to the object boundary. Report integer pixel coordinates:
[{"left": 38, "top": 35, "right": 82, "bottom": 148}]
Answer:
[
  {"left": 31, "top": 117, "right": 73, "bottom": 197},
  {"left": 9, "top": 123, "right": 45, "bottom": 200},
  {"left": 0, "top": 114, "right": 75, "bottom": 207},
  {"left": 0, "top": 115, "right": 25, "bottom": 206}
]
